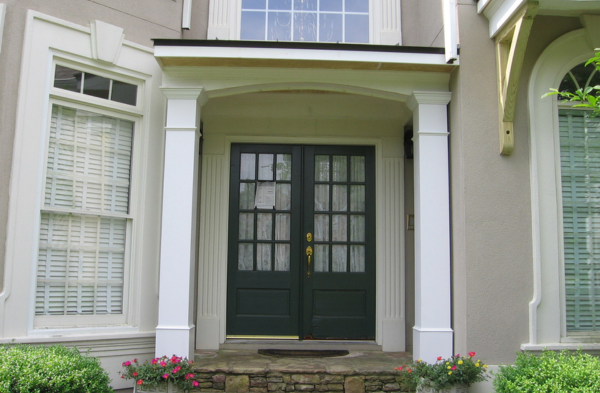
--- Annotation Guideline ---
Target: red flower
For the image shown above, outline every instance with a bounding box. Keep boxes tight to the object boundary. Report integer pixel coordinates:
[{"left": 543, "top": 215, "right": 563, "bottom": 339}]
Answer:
[
  {"left": 132, "top": 372, "right": 138, "bottom": 377},
  {"left": 122, "top": 361, "right": 131, "bottom": 367},
  {"left": 137, "top": 380, "right": 143, "bottom": 385},
  {"left": 133, "top": 358, "right": 137, "bottom": 363},
  {"left": 121, "top": 375, "right": 124, "bottom": 379},
  {"left": 451, "top": 365, "right": 457, "bottom": 371},
  {"left": 468, "top": 351, "right": 476, "bottom": 357},
  {"left": 437, "top": 356, "right": 443, "bottom": 361}
]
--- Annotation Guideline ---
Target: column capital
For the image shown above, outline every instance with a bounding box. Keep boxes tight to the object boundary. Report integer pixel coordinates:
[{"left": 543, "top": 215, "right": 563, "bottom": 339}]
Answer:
[
  {"left": 161, "top": 87, "right": 208, "bottom": 106},
  {"left": 407, "top": 91, "right": 452, "bottom": 111}
]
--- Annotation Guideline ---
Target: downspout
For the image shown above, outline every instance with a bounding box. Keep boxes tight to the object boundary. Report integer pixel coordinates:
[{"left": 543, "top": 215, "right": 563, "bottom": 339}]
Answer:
[
  {"left": 442, "top": 0, "right": 459, "bottom": 64},
  {"left": 182, "top": 0, "right": 192, "bottom": 30}
]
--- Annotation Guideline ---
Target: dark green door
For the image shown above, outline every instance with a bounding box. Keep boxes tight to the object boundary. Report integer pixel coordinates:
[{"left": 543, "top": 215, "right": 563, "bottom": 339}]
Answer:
[{"left": 226, "top": 144, "right": 375, "bottom": 339}]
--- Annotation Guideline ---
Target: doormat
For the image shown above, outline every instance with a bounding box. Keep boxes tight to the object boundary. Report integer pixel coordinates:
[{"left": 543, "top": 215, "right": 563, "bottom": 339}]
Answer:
[{"left": 258, "top": 349, "right": 349, "bottom": 358}]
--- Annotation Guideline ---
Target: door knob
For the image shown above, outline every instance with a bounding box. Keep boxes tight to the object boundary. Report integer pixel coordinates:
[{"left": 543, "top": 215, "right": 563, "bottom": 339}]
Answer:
[{"left": 306, "top": 246, "right": 313, "bottom": 278}]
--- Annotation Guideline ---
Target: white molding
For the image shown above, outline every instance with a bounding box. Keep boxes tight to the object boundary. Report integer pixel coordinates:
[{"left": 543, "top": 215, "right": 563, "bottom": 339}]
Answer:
[
  {"left": 182, "top": 0, "right": 193, "bottom": 30},
  {"left": 482, "top": 0, "right": 527, "bottom": 38},
  {"left": 154, "top": 45, "right": 449, "bottom": 67},
  {"left": 527, "top": 29, "right": 594, "bottom": 346},
  {"left": 90, "top": 20, "right": 124, "bottom": 64},
  {"left": 442, "top": 0, "right": 459, "bottom": 63},
  {"left": 406, "top": 91, "right": 452, "bottom": 110}
]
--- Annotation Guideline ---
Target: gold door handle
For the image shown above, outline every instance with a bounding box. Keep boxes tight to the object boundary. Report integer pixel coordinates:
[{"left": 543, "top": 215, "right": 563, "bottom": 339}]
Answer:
[{"left": 306, "top": 246, "right": 313, "bottom": 278}]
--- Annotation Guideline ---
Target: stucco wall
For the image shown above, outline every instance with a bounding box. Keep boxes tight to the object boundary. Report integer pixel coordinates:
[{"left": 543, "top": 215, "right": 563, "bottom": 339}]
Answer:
[
  {"left": 450, "top": 1, "right": 530, "bottom": 365},
  {"left": 400, "top": 0, "right": 444, "bottom": 47},
  {"left": 0, "top": 0, "right": 185, "bottom": 293},
  {"left": 449, "top": 3, "right": 583, "bottom": 365}
]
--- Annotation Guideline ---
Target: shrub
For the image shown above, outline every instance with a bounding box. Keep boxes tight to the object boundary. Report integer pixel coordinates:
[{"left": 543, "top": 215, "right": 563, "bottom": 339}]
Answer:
[
  {"left": 0, "top": 344, "right": 112, "bottom": 393},
  {"left": 493, "top": 349, "right": 600, "bottom": 393}
]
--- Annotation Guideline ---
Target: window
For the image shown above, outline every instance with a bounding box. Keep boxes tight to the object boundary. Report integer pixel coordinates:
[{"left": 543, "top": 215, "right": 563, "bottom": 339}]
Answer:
[
  {"left": 240, "top": 0, "right": 369, "bottom": 43},
  {"left": 35, "top": 64, "right": 137, "bottom": 326},
  {"left": 558, "top": 63, "right": 600, "bottom": 334}
]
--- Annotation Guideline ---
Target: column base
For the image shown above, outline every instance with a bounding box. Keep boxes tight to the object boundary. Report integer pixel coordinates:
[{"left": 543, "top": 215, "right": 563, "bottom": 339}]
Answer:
[
  {"left": 413, "top": 326, "right": 453, "bottom": 362},
  {"left": 155, "top": 324, "right": 195, "bottom": 359},
  {"left": 382, "top": 318, "right": 405, "bottom": 352},
  {"left": 196, "top": 317, "right": 220, "bottom": 350}
]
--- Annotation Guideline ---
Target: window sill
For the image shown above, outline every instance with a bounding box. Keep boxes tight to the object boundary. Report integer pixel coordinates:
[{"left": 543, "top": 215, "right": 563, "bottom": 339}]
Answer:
[{"left": 22, "top": 325, "right": 146, "bottom": 341}]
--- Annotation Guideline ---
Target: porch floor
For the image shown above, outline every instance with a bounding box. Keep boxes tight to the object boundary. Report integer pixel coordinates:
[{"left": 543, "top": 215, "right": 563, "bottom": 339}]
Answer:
[{"left": 192, "top": 347, "right": 414, "bottom": 393}]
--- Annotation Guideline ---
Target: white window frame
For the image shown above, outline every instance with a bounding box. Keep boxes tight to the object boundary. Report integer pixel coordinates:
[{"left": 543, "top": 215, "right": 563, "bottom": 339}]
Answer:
[
  {"left": 526, "top": 27, "right": 600, "bottom": 350},
  {"left": 207, "top": 0, "right": 402, "bottom": 45}
]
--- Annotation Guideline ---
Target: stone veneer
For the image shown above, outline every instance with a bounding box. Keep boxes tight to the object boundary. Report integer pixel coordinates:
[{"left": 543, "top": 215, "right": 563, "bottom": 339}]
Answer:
[{"left": 191, "top": 372, "right": 413, "bottom": 393}]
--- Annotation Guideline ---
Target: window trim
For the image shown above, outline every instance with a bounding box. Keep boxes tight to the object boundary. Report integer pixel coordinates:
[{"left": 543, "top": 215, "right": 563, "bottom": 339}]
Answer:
[
  {"left": 525, "top": 28, "right": 600, "bottom": 349},
  {"left": 31, "top": 60, "right": 143, "bottom": 330}
]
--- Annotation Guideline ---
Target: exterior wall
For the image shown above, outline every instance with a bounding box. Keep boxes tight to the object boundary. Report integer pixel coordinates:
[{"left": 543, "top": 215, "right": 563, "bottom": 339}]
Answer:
[
  {"left": 0, "top": 0, "right": 183, "bottom": 300},
  {"left": 183, "top": 0, "right": 210, "bottom": 39},
  {"left": 449, "top": 1, "right": 531, "bottom": 365},
  {"left": 400, "top": 0, "right": 444, "bottom": 47}
]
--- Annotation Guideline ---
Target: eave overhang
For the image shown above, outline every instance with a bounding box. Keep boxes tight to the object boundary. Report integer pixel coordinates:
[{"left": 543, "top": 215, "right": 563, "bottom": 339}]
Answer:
[{"left": 153, "top": 40, "right": 457, "bottom": 73}]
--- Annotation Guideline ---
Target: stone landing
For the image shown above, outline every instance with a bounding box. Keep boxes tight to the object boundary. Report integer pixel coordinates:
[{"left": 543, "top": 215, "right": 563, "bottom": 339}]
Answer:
[{"left": 192, "top": 350, "right": 414, "bottom": 393}]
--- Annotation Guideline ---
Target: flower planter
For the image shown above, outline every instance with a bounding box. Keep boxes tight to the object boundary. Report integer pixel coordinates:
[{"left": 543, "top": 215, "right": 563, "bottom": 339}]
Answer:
[
  {"left": 416, "top": 384, "right": 468, "bottom": 393},
  {"left": 134, "top": 381, "right": 186, "bottom": 393}
]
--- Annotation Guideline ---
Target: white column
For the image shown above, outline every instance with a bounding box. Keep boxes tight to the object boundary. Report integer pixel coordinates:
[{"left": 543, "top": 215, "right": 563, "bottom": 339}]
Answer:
[
  {"left": 156, "top": 88, "right": 205, "bottom": 359},
  {"left": 407, "top": 91, "right": 453, "bottom": 363}
]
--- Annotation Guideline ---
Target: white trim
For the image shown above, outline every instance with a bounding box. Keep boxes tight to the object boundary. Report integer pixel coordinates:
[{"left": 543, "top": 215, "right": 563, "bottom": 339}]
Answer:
[
  {"left": 154, "top": 45, "right": 448, "bottom": 67},
  {"left": 0, "top": 3, "right": 6, "bottom": 57},
  {"left": 182, "top": 0, "right": 193, "bottom": 29},
  {"left": 480, "top": 0, "right": 526, "bottom": 38},
  {"left": 442, "top": 0, "right": 458, "bottom": 63},
  {"left": 527, "top": 28, "right": 597, "bottom": 347}
]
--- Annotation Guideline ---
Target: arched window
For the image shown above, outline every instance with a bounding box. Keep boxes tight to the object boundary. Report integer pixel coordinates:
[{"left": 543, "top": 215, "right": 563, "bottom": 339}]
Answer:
[{"left": 557, "top": 62, "right": 600, "bottom": 333}]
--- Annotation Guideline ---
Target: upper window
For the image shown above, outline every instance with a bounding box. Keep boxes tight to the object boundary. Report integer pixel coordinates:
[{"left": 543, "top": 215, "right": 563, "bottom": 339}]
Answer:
[
  {"left": 558, "top": 62, "right": 600, "bottom": 334},
  {"left": 240, "top": 0, "right": 369, "bottom": 43}
]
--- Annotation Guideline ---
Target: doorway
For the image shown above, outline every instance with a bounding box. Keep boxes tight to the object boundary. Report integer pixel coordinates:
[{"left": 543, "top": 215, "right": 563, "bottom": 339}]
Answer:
[{"left": 226, "top": 144, "right": 376, "bottom": 339}]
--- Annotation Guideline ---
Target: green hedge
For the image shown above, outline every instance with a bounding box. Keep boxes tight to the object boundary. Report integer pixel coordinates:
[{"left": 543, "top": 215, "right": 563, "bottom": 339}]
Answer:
[
  {"left": 0, "top": 344, "right": 112, "bottom": 393},
  {"left": 493, "top": 350, "right": 600, "bottom": 393}
]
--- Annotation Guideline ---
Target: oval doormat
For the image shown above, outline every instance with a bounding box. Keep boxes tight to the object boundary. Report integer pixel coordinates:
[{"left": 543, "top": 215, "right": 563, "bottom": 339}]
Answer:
[{"left": 258, "top": 349, "right": 349, "bottom": 358}]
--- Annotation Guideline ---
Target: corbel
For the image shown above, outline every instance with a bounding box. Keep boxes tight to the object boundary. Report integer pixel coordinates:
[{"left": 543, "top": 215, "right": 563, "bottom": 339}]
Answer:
[{"left": 496, "top": 1, "right": 538, "bottom": 155}]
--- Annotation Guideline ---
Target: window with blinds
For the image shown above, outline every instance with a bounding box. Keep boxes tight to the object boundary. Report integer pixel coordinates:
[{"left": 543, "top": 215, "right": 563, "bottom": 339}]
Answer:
[
  {"left": 559, "top": 109, "right": 600, "bottom": 332},
  {"left": 36, "top": 104, "right": 133, "bottom": 318}
]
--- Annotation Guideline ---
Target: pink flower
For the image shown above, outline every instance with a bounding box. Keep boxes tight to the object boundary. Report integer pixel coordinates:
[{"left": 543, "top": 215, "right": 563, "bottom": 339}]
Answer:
[
  {"left": 437, "top": 356, "right": 443, "bottom": 361},
  {"left": 172, "top": 366, "right": 181, "bottom": 374},
  {"left": 468, "top": 352, "right": 476, "bottom": 358},
  {"left": 160, "top": 361, "right": 167, "bottom": 367},
  {"left": 162, "top": 373, "right": 169, "bottom": 379},
  {"left": 137, "top": 380, "right": 143, "bottom": 385},
  {"left": 133, "top": 358, "right": 137, "bottom": 363},
  {"left": 188, "top": 373, "right": 194, "bottom": 378},
  {"left": 451, "top": 365, "right": 457, "bottom": 371},
  {"left": 122, "top": 361, "right": 131, "bottom": 367},
  {"left": 192, "top": 381, "right": 199, "bottom": 387},
  {"left": 133, "top": 372, "right": 138, "bottom": 377},
  {"left": 152, "top": 358, "right": 158, "bottom": 365}
]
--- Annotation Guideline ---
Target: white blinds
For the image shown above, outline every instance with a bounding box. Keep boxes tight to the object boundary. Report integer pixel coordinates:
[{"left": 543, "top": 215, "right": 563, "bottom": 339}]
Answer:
[
  {"left": 36, "top": 105, "right": 133, "bottom": 316},
  {"left": 559, "top": 109, "right": 600, "bottom": 332}
]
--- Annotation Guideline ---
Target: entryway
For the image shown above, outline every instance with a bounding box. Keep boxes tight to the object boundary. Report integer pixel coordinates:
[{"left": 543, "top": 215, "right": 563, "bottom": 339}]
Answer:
[{"left": 226, "top": 144, "right": 376, "bottom": 340}]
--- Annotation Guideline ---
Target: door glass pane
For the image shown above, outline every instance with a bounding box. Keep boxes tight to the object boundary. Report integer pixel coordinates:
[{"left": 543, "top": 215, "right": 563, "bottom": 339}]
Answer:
[
  {"left": 238, "top": 243, "right": 253, "bottom": 270},
  {"left": 344, "top": 14, "right": 369, "bottom": 43},
  {"left": 332, "top": 214, "right": 347, "bottom": 241},
  {"left": 268, "top": 12, "right": 292, "bottom": 40},
  {"left": 240, "top": 183, "right": 256, "bottom": 209},
  {"left": 350, "top": 185, "right": 365, "bottom": 212},
  {"left": 276, "top": 183, "right": 292, "bottom": 210},
  {"left": 350, "top": 215, "right": 365, "bottom": 242},
  {"left": 239, "top": 213, "right": 254, "bottom": 240},
  {"left": 315, "top": 155, "right": 330, "bottom": 181},
  {"left": 241, "top": 11, "right": 266, "bottom": 40},
  {"left": 333, "top": 156, "right": 347, "bottom": 181},
  {"left": 350, "top": 245, "right": 365, "bottom": 272},
  {"left": 258, "top": 154, "right": 274, "bottom": 180},
  {"left": 257, "top": 243, "right": 272, "bottom": 271},
  {"left": 275, "top": 243, "right": 290, "bottom": 271},
  {"left": 276, "top": 154, "right": 292, "bottom": 180},
  {"left": 351, "top": 156, "right": 365, "bottom": 182},
  {"left": 319, "top": 13, "right": 343, "bottom": 42},
  {"left": 314, "top": 184, "right": 330, "bottom": 211},
  {"left": 275, "top": 213, "right": 290, "bottom": 240},
  {"left": 332, "top": 245, "right": 347, "bottom": 272},
  {"left": 314, "top": 244, "right": 329, "bottom": 272},
  {"left": 314, "top": 214, "right": 329, "bottom": 241},
  {"left": 294, "top": 0, "right": 316, "bottom": 10},
  {"left": 240, "top": 154, "right": 256, "bottom": 180},
  {"left": 294, "top": 13, "right": 317, "bottom": 42},
  {"left": 257, "top": 213, "right": 273, "bottom": 240},
  {"left": 332, "top": 185, "right": 347, "bottom": 211}
]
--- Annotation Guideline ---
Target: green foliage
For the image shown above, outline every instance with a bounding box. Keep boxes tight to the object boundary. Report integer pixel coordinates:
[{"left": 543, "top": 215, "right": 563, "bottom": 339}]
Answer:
[
  {"left": 542, "top": 49, "right": 600, "bottom": 116},
  {"left": 396, "top": 352, "right": 488, "bottom": 390},
  {"left": 120, "top": 355, "right": 198, "bottom": 391},
  {"left": 0, "top": 344, "right": 112, "bottom": 393},
  {"left": 493, "top": 350, "right": 600, "bottom": 393}
]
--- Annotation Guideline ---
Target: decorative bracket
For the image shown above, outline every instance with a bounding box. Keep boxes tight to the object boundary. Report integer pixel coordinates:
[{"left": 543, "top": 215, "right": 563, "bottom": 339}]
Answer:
[{"left": 496, "top": 1, "right": 538, "bottom": 155}]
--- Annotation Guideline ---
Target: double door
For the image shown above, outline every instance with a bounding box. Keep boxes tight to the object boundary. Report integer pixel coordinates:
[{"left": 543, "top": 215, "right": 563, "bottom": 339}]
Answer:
[{"left": 226, "top": 144, "right": 375, "bottom": 339}]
